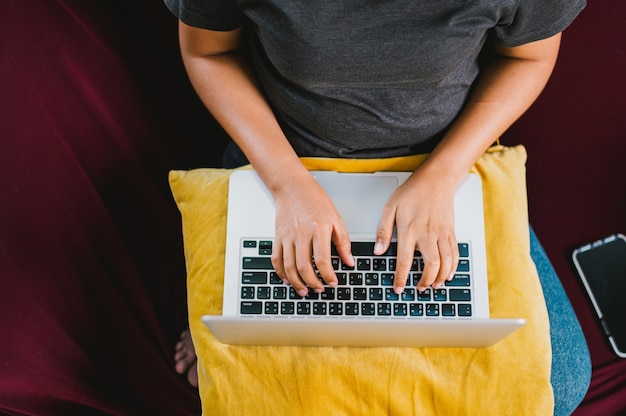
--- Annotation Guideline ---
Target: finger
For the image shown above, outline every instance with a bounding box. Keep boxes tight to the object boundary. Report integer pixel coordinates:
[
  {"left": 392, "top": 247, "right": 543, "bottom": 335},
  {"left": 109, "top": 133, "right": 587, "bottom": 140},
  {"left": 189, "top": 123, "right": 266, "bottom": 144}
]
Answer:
[
  {"left": 313, "top": 232, "right": 338, "bottom": 287},
  {"left": 447, "top": 235, "right": 460, "bottom": 281},
  {"left": 393, "top": 237, "right": 415, "bottom": 295},
  {"left": 331, "top": 221, "right": 353, "bottom": 269},
  {"left": 271, "top": 240, "right": 288, "bottom": 284},
  {"left": 431, "top": 239, "right": 454, "bottom": 289},
  {"left": 375, "top": 203, "right": 396, "bottom": 255},
  {"left": 416, "top": 243, "right": 441, "bottom": 291},
  {"left": 295, "top": 240, "right": 324, "bottom": 293},
  {"left": 280, "top": 242, "right": 309, "bottom": 297}
]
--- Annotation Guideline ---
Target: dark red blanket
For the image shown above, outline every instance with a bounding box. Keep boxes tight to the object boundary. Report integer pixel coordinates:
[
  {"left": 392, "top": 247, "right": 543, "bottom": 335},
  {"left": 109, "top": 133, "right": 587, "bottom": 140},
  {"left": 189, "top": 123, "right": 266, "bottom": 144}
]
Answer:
[
  {"left": 1, "top": 0, "right": 227, "bottom": 414},
  {"left": 1, "top": 0, "right": 624, "bottom": 415}
]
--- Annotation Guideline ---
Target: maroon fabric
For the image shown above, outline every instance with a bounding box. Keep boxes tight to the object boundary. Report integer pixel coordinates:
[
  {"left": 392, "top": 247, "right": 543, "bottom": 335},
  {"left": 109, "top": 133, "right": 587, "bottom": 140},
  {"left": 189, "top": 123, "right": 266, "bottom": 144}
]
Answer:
[
  {"left": 1, "top": 0, "right": 624, "bottom": 415},
  {"left": 503, "top": 0, "right": 626, "bottom": 414},
  {"left": 1, "top": 0, "right": 227, "bottom": 414}
]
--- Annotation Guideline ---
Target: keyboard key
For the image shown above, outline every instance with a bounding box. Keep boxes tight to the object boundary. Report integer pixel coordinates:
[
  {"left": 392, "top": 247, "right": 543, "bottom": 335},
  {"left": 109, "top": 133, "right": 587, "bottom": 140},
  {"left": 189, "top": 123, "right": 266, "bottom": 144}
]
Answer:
[
  {"left": 341, "top": 262, "right": 355, "bottom": 271},
  {"left": 345, "top": 303, "right": 359, "bottom": 315},
  {"left": 243, "top": 240, "right": 257, "bottom": 248},
  {"left": 297, "top": 302, "right": 311, "bottom": 315},
  {"left": 394, "top": 303, "right": 408, "bottom": 316},
  {"left": 385, "top": 288, "right": 399, "bottom": 301},
  {"left": 365, "top": 273, "right": 379, "bottom": 285},
  {"left": 381, "top": 273, "right": 394, "bottom": 286},
  {"left": 289, "top": 287, "right": 301, "bottom": 299},
  {"left": 337, "top": 287, "right": 351, "bottom": 300},
  {"left": 372, "top": 258, "right": 387, "bottom": 271},
  {"left": 377, "top": 303, "right": 392, "bottom": 316},
  {"left": 434, "top": 289, "right": 447, "bottom": 301},
  {"left": 458, "top": 304, "right": 472, "bottom": 316},
  {"left": 273, "top": 286, "right": 287, "bottom": 299},
  {"left": 411, "top": 273, "right": 423, "bottom": 286},
  {"left": 456, "top": 259, "right": 470, "bottom": 272},
  {"left": 445, "top": 274, "right": 471, "bottom": 286},
  {"left": 312, "top": 302, "right": 327, "bottom": 315},
  {"left": 281, "top": 302, "right": 294, "bottom": 315},
  {"left": 241, "top": 286, "right": 255, "bottom": 299},
  {"left": 242, "top": 257, "right": 273, "bottom": 270},
  {"left": 305, "top": 288, "right": 319, "bottom": 300},
  {"left": 321, "top": 287, "right": 335, "bottom": 300},
  {"left": 442, "top": 304, "right": 456, "bottom": 316},
  {"left": 349, "top": 273, "right": 363, "bottom": 285},
  {"left": 353, "top": 288, "right": 367, "bottom": 300},
  {"left": 259, "top": 240, "right": 273, "bottom": 250},
  {"left": 401, "top": 288, "right": 415, "bottom": 301},
  {"left": 257, "top": 287, "right": 271, "bottom": 299},
  {"left": 329, "top": 302, "right": 343, "bottom": 315},
  {"left": 242, "top": 272, "right": 267, "bottom": 284},
  {"left": 426, "top": 304, "right": 440, "bottom": 316},
  {"left": 336, "top": 272, "right": 347, "bottom": 285},
  {"left": 449, "top": 289, "right": 471, "bottom": 301},
  {"left": 350, "top": 242, "right": 376, "bottom": 256},
  {"left": 410, "top": 303, "right": 424, "bottom": 316},
  {"left": 361, "top": 303, "right": 376, "bottom": 316},
  {"left": 269, "top": 272, "right": 282, "bottom": 284},
  {"left": 369, "top": 288, "right": 383, "bottom": 300},
  {"left": 241, "top": 302, "right": 263, "bottom": 314},
  {"left": 418, "top": 289, "right": 431, "bottom": 301},
  {"left": 458, "top": 243, "right": 469, "bottom": 258},
  {"left": 265, "top": 302, "right": 279, "bottom": 314},
  {"left": 357, "top": 258, "right": 371, "bottom": 270}
]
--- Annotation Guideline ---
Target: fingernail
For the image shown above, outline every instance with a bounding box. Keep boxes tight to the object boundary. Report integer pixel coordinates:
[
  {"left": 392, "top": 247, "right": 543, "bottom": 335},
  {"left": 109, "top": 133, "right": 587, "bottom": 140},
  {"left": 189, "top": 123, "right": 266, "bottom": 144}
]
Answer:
[
  {"left": 328, "top": 281, "right": 338, "bottom": 288},
  {"left": 374, "top": 242, "right": 384, "bottom": 255},
  {"left": 447, "top": 273, "right": 454, "bottom": 281},
  {"left": 314, "top": 288, "right": 324, "bottom": 294},
  {"left": 433, "top": 282, "right": 442, "bottom": 289},
  {"left": 281, "top": 279, "right": 289, "bottom": 285},
  {"left": 297, "top": 289, "right": 308, "bottom": 297},
  {"left": 394, "top": 286, "right": 404, "bottom": 295}
]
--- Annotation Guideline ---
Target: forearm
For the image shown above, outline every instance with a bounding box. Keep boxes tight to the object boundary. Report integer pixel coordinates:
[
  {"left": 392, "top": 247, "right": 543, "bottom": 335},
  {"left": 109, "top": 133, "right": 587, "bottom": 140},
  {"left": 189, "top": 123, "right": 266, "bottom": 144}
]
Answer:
[
  {"left": 413, "top": 34, "right": 562, "bottom": 188},
  {"left": 179, "top": 24, "right": 312, "bottom": 195}
]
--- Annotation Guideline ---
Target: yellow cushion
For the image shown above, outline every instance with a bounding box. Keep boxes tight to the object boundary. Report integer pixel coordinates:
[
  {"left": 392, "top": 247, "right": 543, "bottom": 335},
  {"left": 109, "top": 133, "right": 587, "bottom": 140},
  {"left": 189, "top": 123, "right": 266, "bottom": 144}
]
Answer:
[{"left": 169, "top": 145, "right": 552, "bottom": 415}]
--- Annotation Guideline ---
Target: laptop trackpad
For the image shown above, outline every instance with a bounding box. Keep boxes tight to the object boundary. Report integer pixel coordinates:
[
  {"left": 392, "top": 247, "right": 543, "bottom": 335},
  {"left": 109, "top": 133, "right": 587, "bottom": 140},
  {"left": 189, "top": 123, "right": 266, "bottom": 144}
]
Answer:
[{"left": 314, "top": 174, "right": 398, "bottom": 235}]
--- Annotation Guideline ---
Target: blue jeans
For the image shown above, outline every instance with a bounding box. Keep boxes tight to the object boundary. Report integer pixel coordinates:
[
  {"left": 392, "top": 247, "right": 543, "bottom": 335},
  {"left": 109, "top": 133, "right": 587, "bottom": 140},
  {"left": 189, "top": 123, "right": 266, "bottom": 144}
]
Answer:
[
  {"left": 530, "top": 228, "right": 591, "bottom": 415},
  {"left": 223, "top": 143, "right": 592, "bottom": 414}
]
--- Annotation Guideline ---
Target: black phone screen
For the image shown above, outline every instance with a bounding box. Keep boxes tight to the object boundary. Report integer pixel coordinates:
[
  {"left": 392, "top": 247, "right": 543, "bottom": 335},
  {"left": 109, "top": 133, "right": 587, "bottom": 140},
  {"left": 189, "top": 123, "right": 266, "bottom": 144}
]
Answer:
[{"left": 574, "top": 235, "right": 626, "bottom": 357}]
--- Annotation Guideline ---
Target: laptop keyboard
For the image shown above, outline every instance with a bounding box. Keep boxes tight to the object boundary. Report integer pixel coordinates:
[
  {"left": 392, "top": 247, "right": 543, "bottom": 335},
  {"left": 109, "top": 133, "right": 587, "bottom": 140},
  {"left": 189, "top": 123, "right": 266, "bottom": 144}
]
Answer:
[{"left": 239, "top": 240, "right": 473, "bottom": 319}]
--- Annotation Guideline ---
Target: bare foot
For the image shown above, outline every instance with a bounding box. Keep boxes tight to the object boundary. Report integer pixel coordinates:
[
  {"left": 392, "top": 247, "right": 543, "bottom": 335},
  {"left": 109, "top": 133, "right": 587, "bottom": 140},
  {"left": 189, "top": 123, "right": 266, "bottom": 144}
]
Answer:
[{"left": 175, "top": 329, "right": 198, "bottom": 388}]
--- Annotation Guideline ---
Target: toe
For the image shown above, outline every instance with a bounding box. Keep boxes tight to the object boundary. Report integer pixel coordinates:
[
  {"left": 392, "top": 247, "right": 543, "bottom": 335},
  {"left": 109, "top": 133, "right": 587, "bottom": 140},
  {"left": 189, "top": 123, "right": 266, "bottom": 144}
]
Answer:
[{"left": 174, "top": 328, "right": 198, "bottom": 387}]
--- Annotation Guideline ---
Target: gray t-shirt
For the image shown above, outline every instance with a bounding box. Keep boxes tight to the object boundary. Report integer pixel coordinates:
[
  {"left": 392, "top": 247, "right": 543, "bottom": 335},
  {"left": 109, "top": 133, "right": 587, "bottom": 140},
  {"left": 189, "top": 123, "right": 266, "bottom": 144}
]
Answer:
[{"left": 165, "top": 0, "right": 585, "bottom": 158}]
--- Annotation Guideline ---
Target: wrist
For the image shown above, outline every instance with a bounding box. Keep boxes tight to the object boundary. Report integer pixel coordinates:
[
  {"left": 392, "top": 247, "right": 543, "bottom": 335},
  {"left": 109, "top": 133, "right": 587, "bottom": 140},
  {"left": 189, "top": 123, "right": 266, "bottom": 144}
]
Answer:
[
  {"left": 409, "top": 156, "right": 466, "bottom": 194},
  {"left": 256, "top": 158, "right": 315, "bottom": 198}
]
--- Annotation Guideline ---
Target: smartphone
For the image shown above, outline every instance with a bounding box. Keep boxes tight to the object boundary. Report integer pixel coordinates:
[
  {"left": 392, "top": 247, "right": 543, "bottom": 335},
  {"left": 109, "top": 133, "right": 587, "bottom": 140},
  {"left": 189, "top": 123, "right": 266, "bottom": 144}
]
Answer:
[{"left": 573, "top": 234, "right": 626, "bottom": 358}]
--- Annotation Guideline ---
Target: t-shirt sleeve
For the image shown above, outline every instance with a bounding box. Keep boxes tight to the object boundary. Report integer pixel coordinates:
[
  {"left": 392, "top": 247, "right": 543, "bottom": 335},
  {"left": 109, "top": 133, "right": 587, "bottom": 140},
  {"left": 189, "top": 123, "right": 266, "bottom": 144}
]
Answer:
[
  {"left": 163, "top": 0, "right": 244, "bottom": 31},
  {"left": 493, "top": 0, "right": 586, "bottom": 47}
]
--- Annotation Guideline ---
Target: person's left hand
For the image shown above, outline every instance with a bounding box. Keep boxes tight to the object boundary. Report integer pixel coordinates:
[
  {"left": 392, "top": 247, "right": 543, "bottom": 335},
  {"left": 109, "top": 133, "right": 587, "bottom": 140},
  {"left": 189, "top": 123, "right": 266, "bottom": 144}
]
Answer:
[{"left": 374, "top": 170, "right": 460, "bottom": 294}]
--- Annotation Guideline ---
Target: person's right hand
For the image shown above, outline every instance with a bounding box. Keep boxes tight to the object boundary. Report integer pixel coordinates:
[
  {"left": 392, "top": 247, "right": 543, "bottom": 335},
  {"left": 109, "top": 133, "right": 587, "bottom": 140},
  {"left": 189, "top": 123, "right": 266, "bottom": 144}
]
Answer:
[{"left": 271, "top": 176, "right": 354, "bottom": 297}]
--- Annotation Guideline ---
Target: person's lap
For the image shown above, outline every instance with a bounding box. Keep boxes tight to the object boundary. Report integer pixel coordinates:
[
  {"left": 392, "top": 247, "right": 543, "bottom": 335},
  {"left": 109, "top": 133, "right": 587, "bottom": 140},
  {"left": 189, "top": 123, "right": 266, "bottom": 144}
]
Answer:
[{"left": 531, "top": 228, "right": 591, "bottom": 415}]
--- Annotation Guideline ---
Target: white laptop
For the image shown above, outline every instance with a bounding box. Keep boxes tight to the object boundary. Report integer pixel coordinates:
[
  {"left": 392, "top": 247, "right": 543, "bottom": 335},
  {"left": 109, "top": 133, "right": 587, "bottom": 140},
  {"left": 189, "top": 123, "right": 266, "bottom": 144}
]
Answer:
[{"left": 202, "top": 170, "right": 525, "bottom": 347}]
